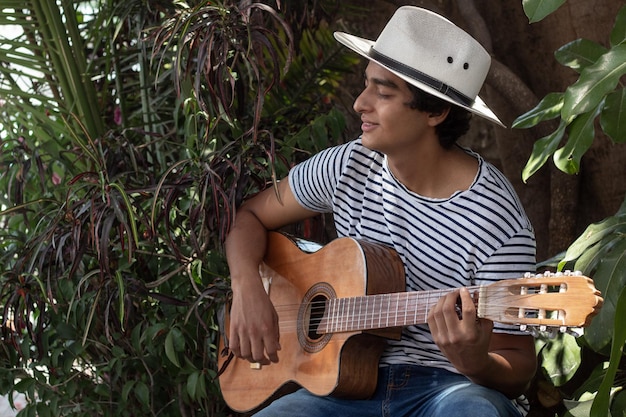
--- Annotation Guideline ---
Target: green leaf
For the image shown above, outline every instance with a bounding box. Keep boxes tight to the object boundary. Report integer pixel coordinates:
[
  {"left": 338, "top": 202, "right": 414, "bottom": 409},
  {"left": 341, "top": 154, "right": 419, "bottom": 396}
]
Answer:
[
  {"left": 540, "top": 333, "right": 581, "bottom": 386},
  {"left": 14, "top": 377, "right": 36, "bottom": 398},
  {"left": 55, "top": 322, "right": 77, "bottom": 339},
  {"left": 558, "top": 214, "right": 623, "bottom": 270},
  {"left": 610, "top": 390, "right": 626, "bottom": 417},
  {"left": 134, "top": 380, "right": 150, "bottom": 407},
  {"left": 522, "top": 120, "right": 567, "bottom": 182},
  {"left": 513, "top": 92, "right": 564, "bottom": 129},
  {"left": 555, "top": 39, "right": 608, "bottom": 73},
  {"left": 114, "top": 270, "right": 126, "bottom": 331},
  {"left": 522, "top": 0, "right": 566, "bottom": 23},
  {"left": 590, "top": 286, "right": 626, "bottom": 417},
  {"left": 563, "top": 44, "right": 626, "bottom": 120},
  {"left": 568, "top": 233, "right": 622, "bottom": 278},
  {"left": 582, "top": 237, "right": 626, "bottom": 352},
  {"left": 563, "top": 399, "right": 594, "bottom": 417},
  {"left": 122, "top": 380, "right": 135, "bottom": 402},
  {"left": 36, "top": 403, "right": 51, "bottom": 417},
  {"left": 557, "top": 201, "right": 626, "bottom": 353},
  {"left": 600, "top": 88, "right": 626, "bottom": 143},
  {"left": 610, "top": 4, "right": 626, "bottom": 47},
  {"left": 187, "top": 371, "right": 199, "bottom": 400},
  {"left": 165, "top": 328, "right": 182, "bottom": 367},
  {"left": 553, "top": 101, "right": 602, "bottom": 174}
]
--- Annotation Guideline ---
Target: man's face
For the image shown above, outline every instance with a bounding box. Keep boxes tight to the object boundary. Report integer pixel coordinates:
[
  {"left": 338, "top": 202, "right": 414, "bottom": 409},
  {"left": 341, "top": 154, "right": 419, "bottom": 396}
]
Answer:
[{"left": 353, "top": 62, "right": 431, "bottom": 156}]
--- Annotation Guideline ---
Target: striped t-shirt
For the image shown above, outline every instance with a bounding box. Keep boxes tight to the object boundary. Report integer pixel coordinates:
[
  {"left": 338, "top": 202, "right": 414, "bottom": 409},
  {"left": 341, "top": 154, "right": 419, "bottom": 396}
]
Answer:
[{"left": 287, "top": 138, "right": 536, "bottom": 371}]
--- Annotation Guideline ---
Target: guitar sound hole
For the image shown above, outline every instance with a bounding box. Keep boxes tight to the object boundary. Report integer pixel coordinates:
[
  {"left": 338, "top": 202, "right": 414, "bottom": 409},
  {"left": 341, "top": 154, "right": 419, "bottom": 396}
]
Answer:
[
  {"left": 298, "top": 282, "right": 335, "bottom": 353},
  {"left": 308, "top": 295, "right": 327, "bottom": 340}
]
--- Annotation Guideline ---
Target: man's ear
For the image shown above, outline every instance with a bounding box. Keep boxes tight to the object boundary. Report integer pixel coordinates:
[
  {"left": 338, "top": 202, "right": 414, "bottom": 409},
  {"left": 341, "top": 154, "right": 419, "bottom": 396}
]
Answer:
[{"left": 427, "top": 107, "right": 451, "bottom": 127}]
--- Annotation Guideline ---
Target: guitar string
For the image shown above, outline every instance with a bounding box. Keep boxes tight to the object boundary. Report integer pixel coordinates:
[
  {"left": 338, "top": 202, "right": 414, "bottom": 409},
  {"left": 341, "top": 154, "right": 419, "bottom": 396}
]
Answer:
[
  {"left": 268, "top": 287, "right": 558, "bottom": 317},
  {"left": 266, "top": 288, "right": 566, "bottom": 333}
]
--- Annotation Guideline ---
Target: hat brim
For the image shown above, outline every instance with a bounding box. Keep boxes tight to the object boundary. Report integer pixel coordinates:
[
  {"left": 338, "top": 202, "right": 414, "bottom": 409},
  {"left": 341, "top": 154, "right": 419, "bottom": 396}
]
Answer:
[{"left": 334, "top": 32, "right": 505, "bottom": 128}]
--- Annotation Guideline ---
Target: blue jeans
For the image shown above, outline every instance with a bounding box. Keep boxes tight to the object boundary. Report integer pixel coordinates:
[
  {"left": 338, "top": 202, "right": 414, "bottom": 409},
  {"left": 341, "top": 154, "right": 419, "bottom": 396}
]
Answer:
[{"left": 253, "top": 365, "right": 523, "bottom": 417}]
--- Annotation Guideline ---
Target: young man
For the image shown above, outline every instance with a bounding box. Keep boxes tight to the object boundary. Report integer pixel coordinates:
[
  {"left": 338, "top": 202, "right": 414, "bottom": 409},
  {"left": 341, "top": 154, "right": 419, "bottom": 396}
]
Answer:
[{"left": 224, "top": 6, "right": 537, "bottom": 417}]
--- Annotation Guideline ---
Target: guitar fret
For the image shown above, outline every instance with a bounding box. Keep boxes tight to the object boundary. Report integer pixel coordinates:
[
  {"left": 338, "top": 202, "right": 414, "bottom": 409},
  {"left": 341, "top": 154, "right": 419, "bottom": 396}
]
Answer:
[
  {"left": 358, "top": 295, "right": 363, "bottom": 331},
  {"left": 341, "top": 297, "right": 346, "bottom": 332},
  {"left": 404, "top": 293, "right": 409, "bottom": 327},
  {"left": 378, "top": 295, "right": 385, "bottom": 328},
  {"left": 344, "top": 297, "right": 349, "bottom": 332},
  {"left": 378, "top": 295, "right": 388, "bottom": 328},
  {"left": 336, "top": 298, "right": 342, "bottom": 333},
  {"left": 372, "top": 295, "right": 377, "bottom": 329},
  {"left": 394, "top": 293, "right": 399, "bottom": 327},
  {"left": 339, "top": 298, "right": 344, "bottom": 332},
  {"left": 348, "top": 296, "right": 355, "bottom": 332}
]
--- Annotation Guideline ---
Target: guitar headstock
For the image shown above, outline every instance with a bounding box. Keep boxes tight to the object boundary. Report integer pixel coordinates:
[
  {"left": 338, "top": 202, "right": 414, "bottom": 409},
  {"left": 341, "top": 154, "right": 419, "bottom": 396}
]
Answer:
[{"left": 478, "top": 271, "right": 603, "bottom": 334}]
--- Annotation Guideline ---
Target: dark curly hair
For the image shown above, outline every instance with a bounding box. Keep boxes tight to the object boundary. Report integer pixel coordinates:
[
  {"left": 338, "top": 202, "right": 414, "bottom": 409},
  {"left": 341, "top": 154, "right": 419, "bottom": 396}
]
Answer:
[{"left": 405, "top": 83, "right": 472, "bottom": 149}]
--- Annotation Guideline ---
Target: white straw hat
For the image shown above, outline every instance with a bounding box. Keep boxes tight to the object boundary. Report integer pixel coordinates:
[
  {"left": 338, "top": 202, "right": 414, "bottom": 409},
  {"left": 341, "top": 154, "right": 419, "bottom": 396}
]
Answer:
[{"left": 334, "top": 6, "right": 504, "bottom": 127}]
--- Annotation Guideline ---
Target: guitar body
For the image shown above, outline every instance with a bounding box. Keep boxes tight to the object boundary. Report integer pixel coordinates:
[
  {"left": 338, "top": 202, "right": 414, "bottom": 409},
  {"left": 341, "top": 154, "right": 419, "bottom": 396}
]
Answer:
[{"left": 218, "top": 232, "right": 406, "bottom": 413}]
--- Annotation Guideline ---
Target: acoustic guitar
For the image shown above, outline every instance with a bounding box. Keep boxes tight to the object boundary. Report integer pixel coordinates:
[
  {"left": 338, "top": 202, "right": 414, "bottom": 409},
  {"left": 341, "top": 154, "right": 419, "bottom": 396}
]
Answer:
[{"left": 217, "top": 232, "right": 603, "bottom": 413}]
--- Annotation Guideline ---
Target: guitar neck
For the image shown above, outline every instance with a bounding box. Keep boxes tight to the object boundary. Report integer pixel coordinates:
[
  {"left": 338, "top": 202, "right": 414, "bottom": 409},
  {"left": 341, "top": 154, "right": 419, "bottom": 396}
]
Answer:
[{"left": 318, "top": 287, "right": 478, "bottom": 334}]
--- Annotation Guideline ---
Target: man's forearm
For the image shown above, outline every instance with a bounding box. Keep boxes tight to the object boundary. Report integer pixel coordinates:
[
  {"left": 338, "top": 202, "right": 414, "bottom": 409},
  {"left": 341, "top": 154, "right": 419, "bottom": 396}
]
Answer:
[
  {"left": 225, "top": 209, "right": 269, "bottom": 287},
  {"left": 465, "top": 343, "right": 537, "bottom": 398}
]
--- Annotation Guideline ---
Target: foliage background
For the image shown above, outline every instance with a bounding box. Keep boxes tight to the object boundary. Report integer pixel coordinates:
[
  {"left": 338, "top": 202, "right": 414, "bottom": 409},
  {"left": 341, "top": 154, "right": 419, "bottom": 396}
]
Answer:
[
  {"left": 0, "top": 0, "right": 624, "bottom": 416},
  {"left": 0, "top": 1, "right": 356, "bottom": 415}
]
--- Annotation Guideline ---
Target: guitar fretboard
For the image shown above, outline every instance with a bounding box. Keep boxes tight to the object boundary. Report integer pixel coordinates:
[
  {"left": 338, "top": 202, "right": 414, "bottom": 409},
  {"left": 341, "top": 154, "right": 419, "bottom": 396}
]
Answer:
[{"left": 318, "top": 287, "right": 482, "bottom": 334}]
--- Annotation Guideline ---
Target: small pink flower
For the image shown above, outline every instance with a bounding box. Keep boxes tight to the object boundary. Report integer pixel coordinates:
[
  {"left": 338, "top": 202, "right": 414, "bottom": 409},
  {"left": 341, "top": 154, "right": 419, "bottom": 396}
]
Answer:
[
  {"left": 114, "top": 106, "right": 122, "bottom": 125},
  {"left": 52, "top": 172, "right": 62, "bottom": 185}
]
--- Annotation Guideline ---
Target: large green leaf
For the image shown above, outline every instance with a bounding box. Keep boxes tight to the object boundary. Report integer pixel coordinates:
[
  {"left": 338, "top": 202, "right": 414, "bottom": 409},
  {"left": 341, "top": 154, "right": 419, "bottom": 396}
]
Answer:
[
  {"left": 558, "top": 215, "right": 624, "bottom": 270},
  {"left": 581, "top": 238, "right": 626, "bottom": 352},
  {"left": 570, "top": 361, "right": 610, "bottom": 399},
  {"left": 555, "top": 39, "right": 608, "bottom": 73},
  {"left": 539, "top": 333, "right": 582, "bottom": 387},
  {"left": 590, "top": 286, "right": 626, "bottom": 417},
  {"left": 553, "top": 101, "right": 602, "bottom": 174},
  {"left": 610, "top": 4, "right": 626, "bottom": 47},
  {"left": 563, "top": 399, "right": 595, "bottom": 417},
  {"left": 562, "top": 44, "right": 626, "bottom": 121},
  {"left": 512, "top": 92, "right": 564, "bottom": 129},
  {"left": 600, "top": 88, "right": 626, "bottom": 143},
  {"left": 522, "top": 0, "right": 566, "bottom": 23},
  {"left": 522, "top": 120, "right": 566, "bottom": 182},
  {"left": 558, "top": 199, "right": 626, "bottom": 353}
]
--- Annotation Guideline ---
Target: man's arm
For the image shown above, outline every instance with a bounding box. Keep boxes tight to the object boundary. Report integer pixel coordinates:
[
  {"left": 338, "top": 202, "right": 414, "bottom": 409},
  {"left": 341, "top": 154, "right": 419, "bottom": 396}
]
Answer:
[
  {"left": 427, "top": 288, "right": 537, "bottom": 398},
  {"left": 224, "top": 179, "right": 317, "bottom": 364}
]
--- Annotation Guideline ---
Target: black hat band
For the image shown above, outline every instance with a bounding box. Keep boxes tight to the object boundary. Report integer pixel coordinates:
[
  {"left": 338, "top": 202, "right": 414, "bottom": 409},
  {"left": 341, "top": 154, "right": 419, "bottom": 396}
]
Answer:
[{"left": 368, "top": 47, "right": 474, "bottom": 107}]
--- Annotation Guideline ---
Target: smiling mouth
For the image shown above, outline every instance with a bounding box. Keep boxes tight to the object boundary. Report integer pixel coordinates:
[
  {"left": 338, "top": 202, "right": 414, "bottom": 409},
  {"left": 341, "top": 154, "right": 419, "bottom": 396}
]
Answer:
[{"left": 361, "top": 121, "right": 378, "bottom": 132}]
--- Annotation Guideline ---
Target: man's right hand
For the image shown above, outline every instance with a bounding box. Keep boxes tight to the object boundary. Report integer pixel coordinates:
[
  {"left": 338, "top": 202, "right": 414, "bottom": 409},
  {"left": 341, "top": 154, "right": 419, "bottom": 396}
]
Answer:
[
  {"left": 224, "top": 179, "right": 316, "bottom": 365},
  {"left": 227, "top": 279, "right": 281, "bottom": 365}
]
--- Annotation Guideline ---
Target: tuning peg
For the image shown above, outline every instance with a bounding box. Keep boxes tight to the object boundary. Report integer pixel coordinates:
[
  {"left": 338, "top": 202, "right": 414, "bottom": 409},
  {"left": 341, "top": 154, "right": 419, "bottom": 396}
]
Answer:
[
  {"left": 522, "top": 326, "right": 559, "bottom": 338},
  {"left": 521, "top": 325, "right": 585, "bottom": 339},
  {"left": 561, "top": 270, "right": 583, "bottom": 276},
  {"left": 565, "top": 327, "right": 584, "bottom": 338}
]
